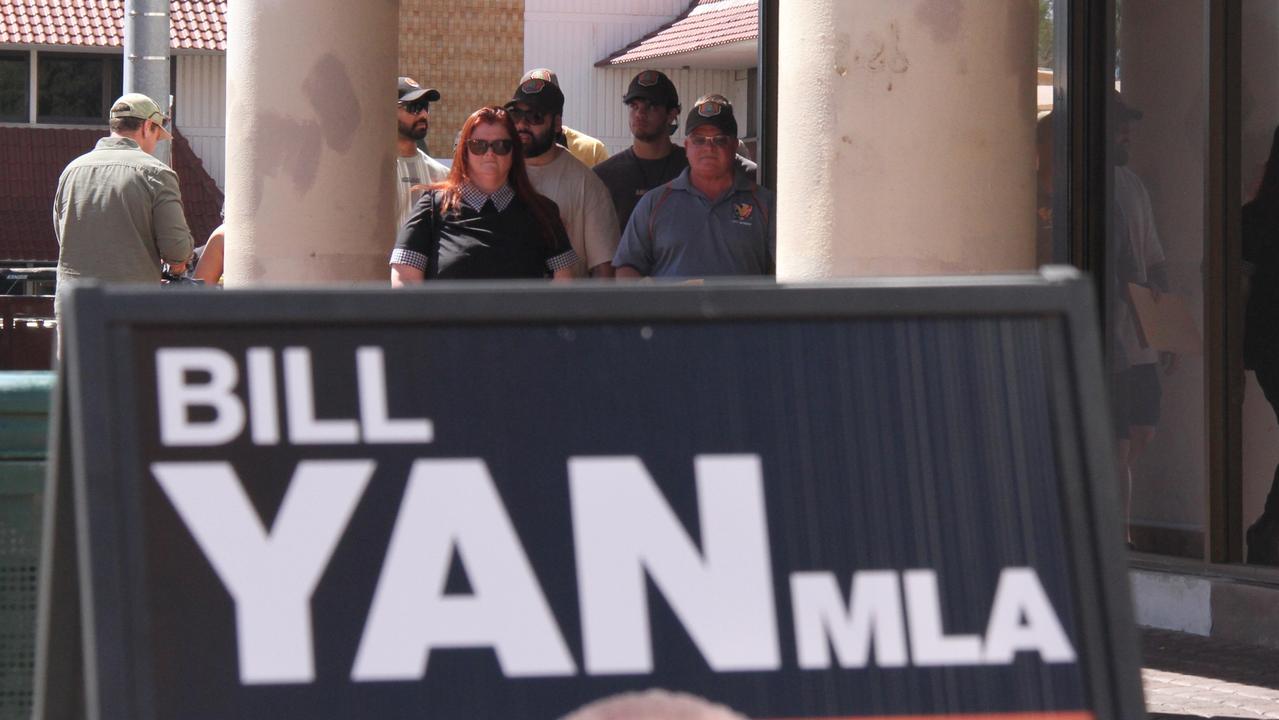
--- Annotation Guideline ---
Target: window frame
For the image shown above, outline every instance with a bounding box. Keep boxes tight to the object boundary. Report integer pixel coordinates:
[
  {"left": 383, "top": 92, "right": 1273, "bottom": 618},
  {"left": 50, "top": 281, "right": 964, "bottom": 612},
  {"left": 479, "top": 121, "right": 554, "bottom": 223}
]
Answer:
[
  {"left": 35, "top": 51, "right": 124, "bottom": 126},
  {"left": 0, "top": 50, "right": 31, "bottom": 123}
]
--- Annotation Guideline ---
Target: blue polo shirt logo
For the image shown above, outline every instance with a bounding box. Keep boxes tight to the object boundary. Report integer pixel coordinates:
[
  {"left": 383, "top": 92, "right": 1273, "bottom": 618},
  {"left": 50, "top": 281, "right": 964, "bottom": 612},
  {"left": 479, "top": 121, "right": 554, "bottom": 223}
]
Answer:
[{"left": 732, "top": 202, "right": 754, "bottom": 224}]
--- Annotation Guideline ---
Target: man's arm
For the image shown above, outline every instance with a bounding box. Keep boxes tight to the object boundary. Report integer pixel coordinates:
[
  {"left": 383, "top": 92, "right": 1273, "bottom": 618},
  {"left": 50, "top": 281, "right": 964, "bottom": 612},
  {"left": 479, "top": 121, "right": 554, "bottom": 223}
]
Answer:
[
  {"left": 582, "top": 170, "right": 621, "bottom": 278},
  {"left": 194, "top": 225, "right": 225, "bottom": 284},
  {"left": 149, "top": 167, "right": 195, "bottom": 266},
  {"left": 611, "top": 191, "right": 655, "bottom": 278},
  {"left": 391, "top": 264, "right": 425, "bottom": 287}
]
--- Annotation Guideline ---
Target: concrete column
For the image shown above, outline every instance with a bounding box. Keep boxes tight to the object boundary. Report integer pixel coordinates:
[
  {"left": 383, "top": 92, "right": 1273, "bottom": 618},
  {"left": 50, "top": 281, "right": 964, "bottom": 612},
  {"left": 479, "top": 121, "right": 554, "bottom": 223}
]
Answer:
[
  {"left": 123, "top": 0, "right": 170, "bottom": 164},
  {"left": 776, "top": 0, "right": 1038, "bottom": 279},
  {"left": 224, "top": 0, "right": 399, "bottom": 285}
]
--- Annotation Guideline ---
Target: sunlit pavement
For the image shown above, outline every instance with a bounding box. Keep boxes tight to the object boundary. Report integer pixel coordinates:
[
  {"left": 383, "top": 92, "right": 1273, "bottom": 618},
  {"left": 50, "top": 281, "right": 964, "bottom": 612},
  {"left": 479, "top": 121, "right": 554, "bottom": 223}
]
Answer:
[{"left": 1144, "top": 629, "right": 1279, "bottom": 718}]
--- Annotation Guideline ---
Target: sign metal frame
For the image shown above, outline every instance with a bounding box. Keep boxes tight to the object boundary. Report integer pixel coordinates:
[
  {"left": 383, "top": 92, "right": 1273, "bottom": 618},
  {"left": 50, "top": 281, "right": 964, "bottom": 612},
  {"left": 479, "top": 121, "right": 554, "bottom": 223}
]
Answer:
[{"left": 37, "top": 272, "right": 1144, "bottom": 720}]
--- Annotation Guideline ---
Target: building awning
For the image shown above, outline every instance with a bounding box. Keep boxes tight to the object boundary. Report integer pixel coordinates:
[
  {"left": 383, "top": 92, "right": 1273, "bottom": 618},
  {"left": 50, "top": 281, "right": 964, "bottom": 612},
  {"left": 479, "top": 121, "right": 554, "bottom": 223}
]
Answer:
[
  {"left": 0, "top": 126, "right": 224, "bottom": 263},
  {"left": 596, "top": 0, "right": 757, "bottom": 71},
  {"left": 0, "top": 0, "right": 226, "bottom": 51}
]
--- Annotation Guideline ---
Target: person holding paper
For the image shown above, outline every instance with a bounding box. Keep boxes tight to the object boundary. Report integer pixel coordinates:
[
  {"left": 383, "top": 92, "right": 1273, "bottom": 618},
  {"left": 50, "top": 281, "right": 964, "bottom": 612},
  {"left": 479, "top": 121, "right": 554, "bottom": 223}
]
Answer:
[{"left": 1107, "top": 92, "right": 1174, "bottom": 547}]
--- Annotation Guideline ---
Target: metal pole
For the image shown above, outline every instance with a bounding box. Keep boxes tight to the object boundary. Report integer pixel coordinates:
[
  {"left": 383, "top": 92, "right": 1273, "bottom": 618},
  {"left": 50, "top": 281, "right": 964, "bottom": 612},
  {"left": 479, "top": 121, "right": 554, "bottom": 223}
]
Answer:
[{"left": 123, "top": 0, "right": 171, "bottom": 164}]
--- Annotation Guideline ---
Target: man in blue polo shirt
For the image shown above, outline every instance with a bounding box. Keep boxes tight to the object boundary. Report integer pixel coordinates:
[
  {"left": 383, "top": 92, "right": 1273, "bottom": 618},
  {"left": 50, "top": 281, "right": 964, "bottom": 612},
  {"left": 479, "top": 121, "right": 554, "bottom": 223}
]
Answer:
[{"left": 613, "top": 95, "right": 775, "bottom": 278}]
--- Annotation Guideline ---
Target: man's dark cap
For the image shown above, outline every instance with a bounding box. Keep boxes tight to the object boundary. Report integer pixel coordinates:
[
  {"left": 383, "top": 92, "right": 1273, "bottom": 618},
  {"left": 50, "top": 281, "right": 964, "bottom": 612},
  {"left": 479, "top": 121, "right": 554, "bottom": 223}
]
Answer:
[
  {"left": 623, "top": 69, "right": 679, "bottom": 108},
  {"left": 507, "top": 76, "right": 565, "bottom": 115},
  {"left": 521, "top": 68, "right": 560, "bottom": 87},
  {"left": 684, "top": 94, "right": 737, "bottom": 137},
  {"left": 398, "top": 76, "right": 440, "bottom": 104}
]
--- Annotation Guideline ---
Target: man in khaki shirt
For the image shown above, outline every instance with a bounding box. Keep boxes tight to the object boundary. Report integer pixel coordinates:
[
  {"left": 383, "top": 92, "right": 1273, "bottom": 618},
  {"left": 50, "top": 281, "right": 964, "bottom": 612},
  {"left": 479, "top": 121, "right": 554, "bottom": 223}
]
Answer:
[
  {"left": 506, "top": 75, "right": 619, "bottom": 278},
  {"left": 53, "top": 93, "right": 193, "bottom": 318}
]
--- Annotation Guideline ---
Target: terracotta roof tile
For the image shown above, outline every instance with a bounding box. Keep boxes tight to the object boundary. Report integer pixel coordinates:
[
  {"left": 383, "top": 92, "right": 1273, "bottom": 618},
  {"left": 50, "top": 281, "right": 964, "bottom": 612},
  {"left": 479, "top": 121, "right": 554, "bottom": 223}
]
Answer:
[
  {"left": 0, "top": 126, "right": 224, "bottom": 263},
  {"left": 0, "top": 1, "right": 225, "bottom": 51},
  {"left": 598, "top": 0, "right": 757, "bottom": 66}
]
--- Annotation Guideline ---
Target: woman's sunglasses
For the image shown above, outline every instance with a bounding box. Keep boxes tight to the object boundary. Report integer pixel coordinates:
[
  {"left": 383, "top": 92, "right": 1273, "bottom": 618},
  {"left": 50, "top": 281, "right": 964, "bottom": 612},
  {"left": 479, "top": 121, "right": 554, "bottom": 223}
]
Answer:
[{"left": 467, "top": 138, "right": 514, "bottom": 156}]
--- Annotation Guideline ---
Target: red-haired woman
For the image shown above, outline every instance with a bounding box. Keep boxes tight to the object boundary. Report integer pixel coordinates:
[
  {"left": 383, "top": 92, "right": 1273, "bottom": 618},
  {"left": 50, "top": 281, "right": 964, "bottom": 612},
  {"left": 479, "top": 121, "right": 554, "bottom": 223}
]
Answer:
[{"left": 390, "top": 106, "right": 577, "bottom": 284}]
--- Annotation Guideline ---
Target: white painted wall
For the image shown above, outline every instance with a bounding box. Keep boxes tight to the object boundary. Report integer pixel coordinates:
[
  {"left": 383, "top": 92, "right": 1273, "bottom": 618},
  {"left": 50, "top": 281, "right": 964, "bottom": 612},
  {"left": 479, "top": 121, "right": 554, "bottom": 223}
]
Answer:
[
  {"left": 524, "top": 0, "right": 750, "bottom": 155},
  {"left": 176, "top": 53, "right": 227, "bottom": 190}
]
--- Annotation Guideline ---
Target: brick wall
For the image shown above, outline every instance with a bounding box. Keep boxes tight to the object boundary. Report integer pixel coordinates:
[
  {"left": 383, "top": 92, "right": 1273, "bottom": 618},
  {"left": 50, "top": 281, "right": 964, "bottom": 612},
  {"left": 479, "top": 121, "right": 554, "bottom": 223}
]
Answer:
[{"left": 399, "top": 0, "right": 525, "bottom": 160}]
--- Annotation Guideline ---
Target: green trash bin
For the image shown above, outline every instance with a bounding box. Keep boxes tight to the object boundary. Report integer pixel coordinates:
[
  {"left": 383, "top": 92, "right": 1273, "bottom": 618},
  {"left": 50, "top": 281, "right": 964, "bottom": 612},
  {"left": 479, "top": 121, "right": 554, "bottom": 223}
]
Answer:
[{"left": 0, "top": 371, "right": 54, "bottom": 719}]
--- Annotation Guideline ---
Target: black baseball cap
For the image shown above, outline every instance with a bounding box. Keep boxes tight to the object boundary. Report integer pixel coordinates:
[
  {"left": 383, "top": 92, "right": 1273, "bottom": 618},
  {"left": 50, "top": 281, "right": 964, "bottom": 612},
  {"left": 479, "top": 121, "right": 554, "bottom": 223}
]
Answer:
[
  {"left": 398, "top": 76, "right": 440, "bottom": 104},
  {"left": 521, "top": 68, "right": 559, "bottom": 87},
  {"left": 685, "top": 94, "right": 737, "bottom": 137},
  {"left": 509, "top": 68, "right": 565, "bottom": 115},
  {"left": 623, "top": 69, "right": 679, "bottom": 109},
  {"left": 507, "top": 75, "right": 565, "bottom": 116}
]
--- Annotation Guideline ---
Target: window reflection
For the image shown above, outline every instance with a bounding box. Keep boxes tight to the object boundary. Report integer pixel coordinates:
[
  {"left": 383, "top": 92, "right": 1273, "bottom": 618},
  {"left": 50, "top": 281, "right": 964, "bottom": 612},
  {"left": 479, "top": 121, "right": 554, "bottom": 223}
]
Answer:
[
  {"left": 1034, "top": 0, "right": 1060, "bottom": 268},
  {"left": 1110, "top": 0, "right": 1207, "bottom": 559}
]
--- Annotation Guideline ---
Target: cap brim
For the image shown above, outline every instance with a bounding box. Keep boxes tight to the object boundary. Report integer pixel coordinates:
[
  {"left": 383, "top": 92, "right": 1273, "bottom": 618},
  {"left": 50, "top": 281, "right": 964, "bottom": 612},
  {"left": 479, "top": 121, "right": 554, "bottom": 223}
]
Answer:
[
  {"left": 624, "top": 89, "right": 675, "bottom": 107},
  {"left": 400, "top": 88, "right": 441, "bottom": 104},
  {"left": 151, "top": 114, "right": 173, "bottom": 140}
]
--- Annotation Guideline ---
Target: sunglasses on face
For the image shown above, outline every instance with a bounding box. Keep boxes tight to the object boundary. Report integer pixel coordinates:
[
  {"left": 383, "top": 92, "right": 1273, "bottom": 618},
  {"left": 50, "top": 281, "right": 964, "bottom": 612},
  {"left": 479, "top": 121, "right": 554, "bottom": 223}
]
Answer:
[
  {"left": 688, "top": 134, "right": 733, "bottom": 148},
  {"left": 467, "top": 138, "right": 514, "bottom": 156},
  {"left": 400, "top": 101, "right": 430, "bottom": 115},
  {"left": 506, "top": 107, "right": 549, "bottom": 126}
]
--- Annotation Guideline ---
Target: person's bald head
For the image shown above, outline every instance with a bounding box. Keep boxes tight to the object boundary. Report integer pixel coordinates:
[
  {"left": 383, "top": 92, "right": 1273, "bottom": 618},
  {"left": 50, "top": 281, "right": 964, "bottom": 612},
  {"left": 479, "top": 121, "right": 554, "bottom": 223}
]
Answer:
[{"left": 561, "top": 689, "right": 748, "bottom": 720}]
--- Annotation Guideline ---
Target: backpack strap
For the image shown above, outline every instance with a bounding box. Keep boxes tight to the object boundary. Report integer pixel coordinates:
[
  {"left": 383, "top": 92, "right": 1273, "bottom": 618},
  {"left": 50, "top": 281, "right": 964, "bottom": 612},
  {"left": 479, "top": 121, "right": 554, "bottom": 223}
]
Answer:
[
  {"left": 648, "top": 182, "right": 677, "bottom": 241},
  {"left": 749, "top": 185, "right": 770, "bottom": 226}
]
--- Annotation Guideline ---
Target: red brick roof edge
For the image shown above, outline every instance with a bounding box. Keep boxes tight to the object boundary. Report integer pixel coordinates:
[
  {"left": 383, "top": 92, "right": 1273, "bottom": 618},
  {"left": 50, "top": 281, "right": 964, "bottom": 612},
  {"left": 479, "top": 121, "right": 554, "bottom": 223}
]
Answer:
[
  {"left": 596, "top": 0, "right": 758, "bottom": 67},
  {"left": 0, "top": 1, "right": 227, "bottom": 52}
]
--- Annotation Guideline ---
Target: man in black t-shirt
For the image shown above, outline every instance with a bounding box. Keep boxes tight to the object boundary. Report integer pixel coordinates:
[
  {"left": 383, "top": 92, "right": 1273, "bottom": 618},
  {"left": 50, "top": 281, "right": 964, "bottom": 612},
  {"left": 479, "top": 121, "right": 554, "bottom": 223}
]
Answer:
[
  {"left": 595, "top": 71, "right": 759, "bottom": 231},
  {"left": 593, "top": 70, "right": 685, "bottom": 229}
]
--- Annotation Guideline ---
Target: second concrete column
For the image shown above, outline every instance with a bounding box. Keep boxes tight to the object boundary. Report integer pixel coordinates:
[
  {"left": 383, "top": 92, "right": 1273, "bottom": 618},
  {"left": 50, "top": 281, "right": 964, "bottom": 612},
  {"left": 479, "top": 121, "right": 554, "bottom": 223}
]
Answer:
[
  {"left": 776, "top": 0, "right": 1038, "bottom": 279},
  {"left": 224, "top": 0, "right": 399, "bottom": 285}
]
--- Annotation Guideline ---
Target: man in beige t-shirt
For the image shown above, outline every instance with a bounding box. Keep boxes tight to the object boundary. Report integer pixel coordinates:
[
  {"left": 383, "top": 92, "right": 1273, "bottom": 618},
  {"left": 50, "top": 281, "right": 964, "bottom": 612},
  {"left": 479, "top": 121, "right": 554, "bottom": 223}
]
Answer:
[{"left": 506, "top": 75, "right": 619, "bottom": 277}]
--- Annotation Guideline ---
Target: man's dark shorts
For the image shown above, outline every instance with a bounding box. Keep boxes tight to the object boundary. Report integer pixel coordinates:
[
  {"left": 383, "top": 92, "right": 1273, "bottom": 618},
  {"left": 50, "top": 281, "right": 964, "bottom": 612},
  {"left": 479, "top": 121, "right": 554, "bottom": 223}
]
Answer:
[{"left": 1111, "top": 362, "right": 1161, "bottom": 439}]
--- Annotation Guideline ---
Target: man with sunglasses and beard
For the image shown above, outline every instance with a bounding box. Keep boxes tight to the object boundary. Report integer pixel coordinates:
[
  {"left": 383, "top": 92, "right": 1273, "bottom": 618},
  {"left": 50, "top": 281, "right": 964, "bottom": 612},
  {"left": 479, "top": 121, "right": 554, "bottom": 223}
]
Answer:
[
  {"left": 395, "top": 77, "right": 449, "bottom": 231},
  {"left": 613, "top": 95, "right": 774, "bottom": 279},
  {"left": 519, "top": 69, "right": 609, "bottom": 168},
  {"left": 506, "top": 75, "right": 619, "bottom": 277},
  {"left": 53, "top": 93, "right": 193, "bottom": 324}
]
